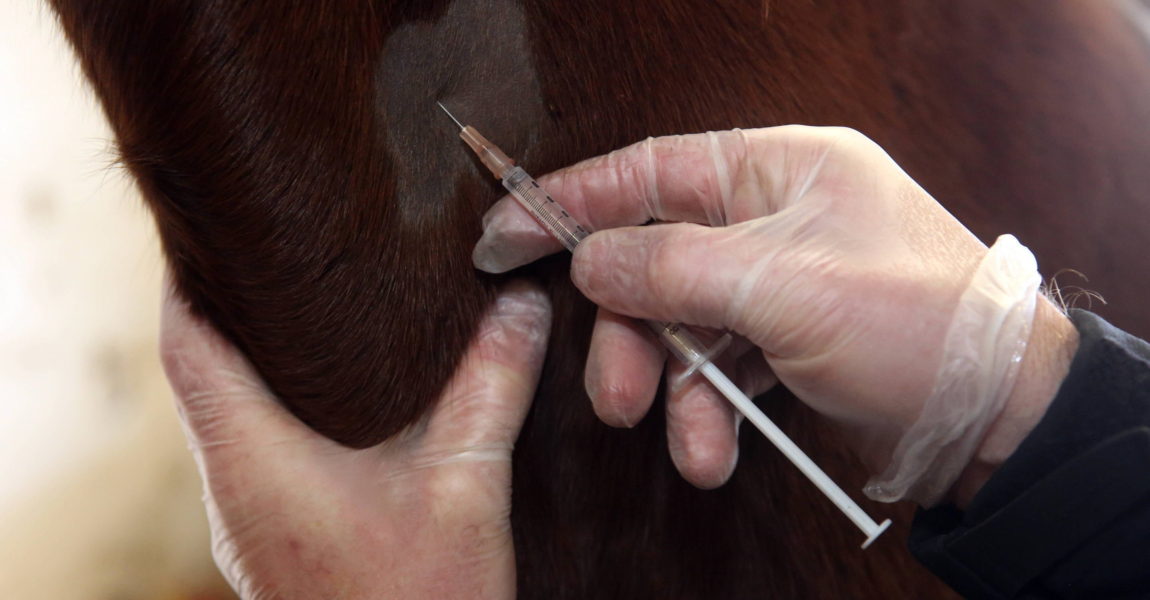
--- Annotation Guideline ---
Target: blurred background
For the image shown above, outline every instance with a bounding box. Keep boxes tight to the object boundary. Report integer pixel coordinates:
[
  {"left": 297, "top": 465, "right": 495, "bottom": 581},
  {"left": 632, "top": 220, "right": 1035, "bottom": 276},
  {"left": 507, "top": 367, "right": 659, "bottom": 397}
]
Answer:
[{"left": 0, "top": 1, "right": 232, "bottom": 597}]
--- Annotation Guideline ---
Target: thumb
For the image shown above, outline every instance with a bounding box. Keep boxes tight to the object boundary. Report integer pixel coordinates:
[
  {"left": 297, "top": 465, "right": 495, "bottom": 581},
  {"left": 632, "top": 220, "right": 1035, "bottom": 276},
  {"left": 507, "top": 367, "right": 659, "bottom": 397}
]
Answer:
[
  {"left": 571, "top": 222, "right": 771, "bottom": 335},
  {"left": 159, "top": 276, "right": 322, "bottom": 462},
  {"left": 422, "top": 280, "right": 552, "bottom": 453}
]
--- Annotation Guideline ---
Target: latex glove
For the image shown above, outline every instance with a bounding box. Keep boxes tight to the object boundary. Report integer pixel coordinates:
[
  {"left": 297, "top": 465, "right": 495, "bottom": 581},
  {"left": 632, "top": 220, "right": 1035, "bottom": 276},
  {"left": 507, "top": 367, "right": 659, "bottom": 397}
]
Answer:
[
  {"left": 161, "top": 277, "right": 550, "bottom": 599},
  {"left": 473, "top": 126, "right": 1076, "bottom": 505}
]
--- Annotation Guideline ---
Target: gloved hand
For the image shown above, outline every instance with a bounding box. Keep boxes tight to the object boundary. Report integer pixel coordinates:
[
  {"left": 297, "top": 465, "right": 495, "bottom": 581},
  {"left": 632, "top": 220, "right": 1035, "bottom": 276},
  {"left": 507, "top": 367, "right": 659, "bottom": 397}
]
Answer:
[
  {"left": 473, "top": 126, "right": 1078, "bottom": 506},
  {"left": 160, "top": 276, "right": 550, "bottom": 599}
]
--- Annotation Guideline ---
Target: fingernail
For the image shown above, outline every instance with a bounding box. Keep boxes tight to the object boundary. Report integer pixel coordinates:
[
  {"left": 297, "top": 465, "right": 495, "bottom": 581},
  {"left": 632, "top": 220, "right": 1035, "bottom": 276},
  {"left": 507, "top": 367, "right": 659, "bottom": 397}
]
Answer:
[
  {"left": 617, "top": 405, "right": 634, "bottom": 428},
  {"left": 483, "top": 283, "right": 552, "bottom": 362},
  {"left": 494, "top": 282, "right": 550, "bottom": 320},
  {"left": 473, "top": 228, "right": 518, "bottom": 274},
  {"left": 473, "top": 202, "right": 554, "bottom": 273},
  {"left": 584, "top": 363, "right": 636, "bottom": 429}
]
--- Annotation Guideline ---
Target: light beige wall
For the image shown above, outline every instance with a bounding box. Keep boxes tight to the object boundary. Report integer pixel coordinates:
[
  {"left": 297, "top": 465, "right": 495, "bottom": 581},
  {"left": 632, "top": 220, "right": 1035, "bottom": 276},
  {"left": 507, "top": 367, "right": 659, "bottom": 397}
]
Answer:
[{"left": 0, "top": 2, "right": 229, "bottom": 597}]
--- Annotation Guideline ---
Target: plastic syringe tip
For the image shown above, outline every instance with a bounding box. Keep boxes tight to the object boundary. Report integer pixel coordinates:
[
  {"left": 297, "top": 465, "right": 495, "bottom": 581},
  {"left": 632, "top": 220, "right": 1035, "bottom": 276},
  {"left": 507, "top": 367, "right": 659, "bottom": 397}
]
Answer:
[
  {"left": 460, "top": 127, "right": 516, "bottom": 179},
  {"left": 436, "top": 102, "right": 516, "bottom": 179}
]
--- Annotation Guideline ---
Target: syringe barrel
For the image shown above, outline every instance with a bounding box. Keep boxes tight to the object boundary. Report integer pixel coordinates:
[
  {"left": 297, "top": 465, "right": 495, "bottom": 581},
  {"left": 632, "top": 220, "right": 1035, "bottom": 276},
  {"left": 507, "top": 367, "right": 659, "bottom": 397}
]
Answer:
[{"left": 503, "top": 167, "right": 590, "bottom": 252}]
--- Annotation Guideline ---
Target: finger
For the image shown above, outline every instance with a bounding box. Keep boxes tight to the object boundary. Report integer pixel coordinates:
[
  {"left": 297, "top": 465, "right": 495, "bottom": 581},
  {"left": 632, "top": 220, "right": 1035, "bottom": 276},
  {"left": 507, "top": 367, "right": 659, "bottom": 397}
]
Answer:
[
  {"left": 424, "top": 280, "right": 552, "bottom": 452},
  {"left": 665, "top": 359, "right": 740, "bottom": 490},
  {"left": 664, "top": 338, "right": 778, "bottom": 488},
  {"left": 473, "top": 129, "right": 773, "bottom": 274},
  {"left": 159, "top": 276, "right": 320, "bottom": 459},
  {"left": 472, "top": 196, "right": 560, "bottom": 274},
  {"left": 571, "top": 221, "right": 770, "bottom": 334},
  {"left": 585, "top": 307, "right": 666, "bottom": 428}
]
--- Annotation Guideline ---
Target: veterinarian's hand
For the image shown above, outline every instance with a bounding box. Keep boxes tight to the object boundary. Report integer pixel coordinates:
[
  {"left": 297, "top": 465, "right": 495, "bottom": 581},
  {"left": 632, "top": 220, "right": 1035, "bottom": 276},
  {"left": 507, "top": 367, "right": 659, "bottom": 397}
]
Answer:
[
  {"left": 473, "top": 126, "right": 1076, "bottom": 506},
  {"left": 160, "top": 278, "right": 550, "bottom": 600}
]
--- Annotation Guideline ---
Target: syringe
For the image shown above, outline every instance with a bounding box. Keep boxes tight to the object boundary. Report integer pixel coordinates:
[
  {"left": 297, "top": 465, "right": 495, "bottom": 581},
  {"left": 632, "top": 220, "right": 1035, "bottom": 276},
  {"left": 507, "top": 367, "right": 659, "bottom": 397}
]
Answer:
[{"left": 439, "top": 102, "right": 892, "bottom": 549}]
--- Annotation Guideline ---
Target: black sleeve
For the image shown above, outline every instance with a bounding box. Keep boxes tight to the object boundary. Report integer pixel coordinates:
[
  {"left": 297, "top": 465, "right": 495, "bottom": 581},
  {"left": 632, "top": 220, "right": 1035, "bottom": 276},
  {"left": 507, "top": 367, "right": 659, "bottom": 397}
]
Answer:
[{"left": 908, "top": 309, "right": 1150, "bottom": 599}]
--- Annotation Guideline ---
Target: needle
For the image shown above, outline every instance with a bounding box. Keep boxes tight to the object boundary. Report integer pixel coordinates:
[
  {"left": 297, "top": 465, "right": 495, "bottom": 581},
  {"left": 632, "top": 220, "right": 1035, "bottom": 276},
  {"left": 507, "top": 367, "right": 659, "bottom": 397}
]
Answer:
[{"left": 438, "top": 101, "right": 465, "bottom": 130}]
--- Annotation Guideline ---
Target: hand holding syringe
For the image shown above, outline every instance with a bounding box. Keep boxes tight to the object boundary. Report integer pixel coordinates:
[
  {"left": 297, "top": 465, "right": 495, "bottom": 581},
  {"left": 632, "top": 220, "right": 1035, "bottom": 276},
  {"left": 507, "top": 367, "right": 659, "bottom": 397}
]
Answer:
[{"left": 439, "top": 103, "right": 891, "bottom": 548}]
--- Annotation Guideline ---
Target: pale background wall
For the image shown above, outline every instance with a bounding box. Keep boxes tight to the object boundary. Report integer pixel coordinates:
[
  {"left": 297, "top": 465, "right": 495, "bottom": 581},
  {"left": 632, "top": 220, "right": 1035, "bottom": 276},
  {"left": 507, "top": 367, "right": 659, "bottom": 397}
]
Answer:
[{"left": 0, "top": 2, "right": 230, "bottom": 597}]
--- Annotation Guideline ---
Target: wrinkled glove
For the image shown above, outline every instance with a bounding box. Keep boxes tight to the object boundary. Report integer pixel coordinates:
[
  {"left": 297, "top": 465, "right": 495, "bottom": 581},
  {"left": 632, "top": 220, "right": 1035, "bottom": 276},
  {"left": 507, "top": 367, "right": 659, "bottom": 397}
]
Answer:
[
  {"left": 473, "top": 126, "right": 1075, "bottom": 505},
  {"left": 161, "top": 276, "right": 550, "bottom": 599}
]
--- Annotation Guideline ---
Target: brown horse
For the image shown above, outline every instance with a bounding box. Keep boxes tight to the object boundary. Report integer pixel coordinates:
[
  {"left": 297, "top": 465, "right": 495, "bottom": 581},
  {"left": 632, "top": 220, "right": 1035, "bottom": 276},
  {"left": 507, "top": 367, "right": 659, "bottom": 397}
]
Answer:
[{"left": 47, "top": 0, "right": 1150, "bottom": 596}]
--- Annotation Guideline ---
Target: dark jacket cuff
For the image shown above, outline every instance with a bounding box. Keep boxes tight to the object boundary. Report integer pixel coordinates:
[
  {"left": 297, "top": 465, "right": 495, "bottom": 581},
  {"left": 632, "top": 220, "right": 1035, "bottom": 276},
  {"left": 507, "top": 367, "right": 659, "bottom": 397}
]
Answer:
[{"left": 909, "top": 309, "right": 1150, "bottom": 599}]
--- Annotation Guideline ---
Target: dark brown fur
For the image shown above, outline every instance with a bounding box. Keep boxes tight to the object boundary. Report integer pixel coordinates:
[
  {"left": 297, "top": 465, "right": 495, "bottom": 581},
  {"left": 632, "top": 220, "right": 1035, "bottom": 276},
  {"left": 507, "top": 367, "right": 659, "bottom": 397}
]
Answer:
[{"left": 48, "top": 0, "right": 1150, "bottom": 597}]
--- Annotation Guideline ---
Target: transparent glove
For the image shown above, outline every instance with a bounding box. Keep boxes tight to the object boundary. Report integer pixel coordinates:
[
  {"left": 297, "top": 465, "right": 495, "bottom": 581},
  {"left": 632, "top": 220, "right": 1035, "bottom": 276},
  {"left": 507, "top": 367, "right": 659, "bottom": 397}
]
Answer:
[
  {"left": 160, "top": 276, "right": 550, "bottom": 599},
  {"left": 473, "top": 126, "right": 1076, "bottom": 505}
]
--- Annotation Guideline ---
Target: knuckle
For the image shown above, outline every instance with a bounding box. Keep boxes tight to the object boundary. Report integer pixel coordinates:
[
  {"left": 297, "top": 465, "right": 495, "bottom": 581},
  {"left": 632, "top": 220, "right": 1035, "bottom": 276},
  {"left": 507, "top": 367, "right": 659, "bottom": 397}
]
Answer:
[
  {"left": 828, "top": 125, "right": 862, "bottom": 138},
  {"left": 824, "top": 126, "right": 883, "bottom": 156}
]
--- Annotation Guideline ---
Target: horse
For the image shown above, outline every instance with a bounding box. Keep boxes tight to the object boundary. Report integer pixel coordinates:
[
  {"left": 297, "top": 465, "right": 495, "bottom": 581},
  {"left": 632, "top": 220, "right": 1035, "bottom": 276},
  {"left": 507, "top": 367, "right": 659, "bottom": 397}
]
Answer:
[{"left": 47, "top": 0, "right": 1150, "bottom": 596}]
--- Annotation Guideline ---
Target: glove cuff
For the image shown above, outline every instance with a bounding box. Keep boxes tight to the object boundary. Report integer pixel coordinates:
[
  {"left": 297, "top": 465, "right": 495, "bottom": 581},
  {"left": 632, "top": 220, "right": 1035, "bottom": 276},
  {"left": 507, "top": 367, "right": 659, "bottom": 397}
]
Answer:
[{"left": 864, "top": 234, "right": 1041, "bottom": 506}]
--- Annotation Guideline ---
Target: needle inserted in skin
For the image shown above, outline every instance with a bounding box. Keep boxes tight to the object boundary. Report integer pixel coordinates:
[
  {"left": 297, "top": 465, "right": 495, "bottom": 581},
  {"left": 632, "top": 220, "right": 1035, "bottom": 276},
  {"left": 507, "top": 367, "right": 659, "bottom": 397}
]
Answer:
[{"left": 437, "top": 101, "right": 465, "bottom": 130}]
